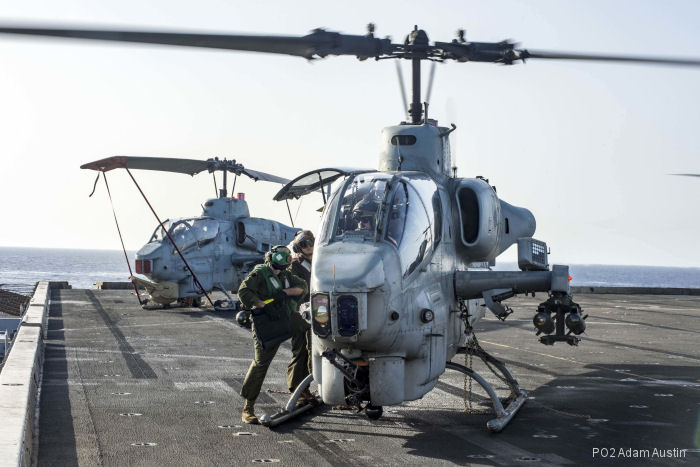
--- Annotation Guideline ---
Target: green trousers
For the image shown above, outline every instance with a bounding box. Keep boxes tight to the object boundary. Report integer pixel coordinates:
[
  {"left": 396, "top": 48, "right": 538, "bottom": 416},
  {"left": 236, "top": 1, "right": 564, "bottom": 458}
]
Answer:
[{"left": 240, "top": 311, "right": 310, "bottom": 401}]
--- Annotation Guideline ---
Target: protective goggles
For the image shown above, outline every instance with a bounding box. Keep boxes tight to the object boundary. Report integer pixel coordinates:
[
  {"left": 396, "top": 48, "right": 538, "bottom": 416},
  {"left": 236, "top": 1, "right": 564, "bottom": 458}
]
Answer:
[{"left": 298, "top": 238, "right": 314, "bottom": 249}]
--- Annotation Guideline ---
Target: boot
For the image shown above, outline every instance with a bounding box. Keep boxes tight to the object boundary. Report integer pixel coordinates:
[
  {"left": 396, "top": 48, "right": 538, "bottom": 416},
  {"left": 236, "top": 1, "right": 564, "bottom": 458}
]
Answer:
[
  {"left": 297, "top": 388, "right": 319, "bottom": 407},
  {"left": 241, "top": 399, "right": 259, "bottom": 424}
]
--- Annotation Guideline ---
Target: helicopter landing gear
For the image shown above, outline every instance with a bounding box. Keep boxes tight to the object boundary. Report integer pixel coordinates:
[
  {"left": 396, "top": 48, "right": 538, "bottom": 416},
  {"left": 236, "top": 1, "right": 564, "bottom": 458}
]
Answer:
[
  {"left": 451, "top": 330, "right": 527, "bottom": 432},
  {"left": 259, "top": 374, "right": 320, "bottom": 428},
  {"left": 446, "top": 361, "right": 527, "bottom": 432},
  {"left": 212, "top": 284, "right": 240, "bottom": 312},
  {"left": 176, "top": 296, "right": 202, "bottom": 308},
  {"left": 139, "top": 299, "right": 173, "bottom": 310},
  {"left": 365, "top": 404, "right": 383, "bottom": 420}
]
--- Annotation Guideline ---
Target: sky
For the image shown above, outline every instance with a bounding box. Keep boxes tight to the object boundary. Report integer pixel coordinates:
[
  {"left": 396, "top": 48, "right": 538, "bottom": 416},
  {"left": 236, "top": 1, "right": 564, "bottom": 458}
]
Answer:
[{"left": 0, "top": 0, "right": 699, "bottom": 267}]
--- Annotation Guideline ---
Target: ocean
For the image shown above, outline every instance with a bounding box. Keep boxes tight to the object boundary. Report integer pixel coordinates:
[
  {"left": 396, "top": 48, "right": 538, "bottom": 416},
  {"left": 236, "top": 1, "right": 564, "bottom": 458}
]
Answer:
[
  {"left": 0, "top": 247, "right": 136, "bottom": 294},
  {"left": 1, "top": 246, "right": 699, "bottom": 296}
]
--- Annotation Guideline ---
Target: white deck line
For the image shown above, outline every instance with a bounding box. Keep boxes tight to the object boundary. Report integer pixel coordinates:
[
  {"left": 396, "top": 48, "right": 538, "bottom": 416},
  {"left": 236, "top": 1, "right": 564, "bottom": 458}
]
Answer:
[{"left": 0, "top": 281, "right": 49, "bottom": 467}]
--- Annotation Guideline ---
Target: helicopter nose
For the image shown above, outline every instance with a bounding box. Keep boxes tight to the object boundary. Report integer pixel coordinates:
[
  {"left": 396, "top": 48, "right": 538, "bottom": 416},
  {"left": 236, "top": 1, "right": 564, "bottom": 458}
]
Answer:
[
  {"left": 311, "top": 242, "right": 400, "bottom": 341},
  {"left": 135, "top": 242, "right": 170, "bottom": 280},
  {"left": 312, "top": 242, "right": 388, "bottom": 291}
]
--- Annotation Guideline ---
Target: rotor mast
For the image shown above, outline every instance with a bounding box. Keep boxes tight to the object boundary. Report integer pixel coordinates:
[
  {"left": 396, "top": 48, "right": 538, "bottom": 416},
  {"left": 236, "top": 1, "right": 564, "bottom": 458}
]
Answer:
[
  {"left": 221, "top": 168, "right": 228, "bottom": 198},
  {"left": 406, "top": 26, "right": 430, "bottom": 125}
]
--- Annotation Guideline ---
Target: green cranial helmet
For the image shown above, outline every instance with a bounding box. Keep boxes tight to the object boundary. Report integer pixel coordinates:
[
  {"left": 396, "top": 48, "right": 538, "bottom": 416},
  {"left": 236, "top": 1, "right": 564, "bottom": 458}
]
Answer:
[{"left": 268, "top": 245, "right": 292, "bottom": 268}]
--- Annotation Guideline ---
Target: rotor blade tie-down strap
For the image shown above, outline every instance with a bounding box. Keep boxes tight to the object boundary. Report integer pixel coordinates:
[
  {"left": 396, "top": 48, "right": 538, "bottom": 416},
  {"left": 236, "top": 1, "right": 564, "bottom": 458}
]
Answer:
[
  {"left": 124, "top": 168, "right": 215, "bottom": 308},
  {"left": 101, "top": 171, "right": 143, "bottom": 306},
  {"left": 88, "top": 172, "right": 100, "bottom": 197}
]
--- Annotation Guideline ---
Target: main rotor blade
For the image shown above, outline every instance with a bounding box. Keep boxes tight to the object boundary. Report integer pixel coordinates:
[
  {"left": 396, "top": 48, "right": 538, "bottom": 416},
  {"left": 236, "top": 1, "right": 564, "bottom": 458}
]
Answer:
[
  {"left": 81, "top": 156, "right": 207, "bottom": 175},
  {"left": 521, "top": 50, "right": 700, "bottom": 67},
  {"left": 425, "top": 61, "right": 436, "bottom": 105},
  {"left": 6, "top": 24, "right": 700, "bottom": 68},
  {"left": 671, "top": 173, "right": 700, "bottom": 177},
  {"left": 241, "top": 168, "right": 289, "bottom": 184},
  {"left": 433, "top": 40, "right": 700, "bottom": 67},
  {"left": 81, "top": 156, "right": 290, "bottom": 184},
  {"left": 394, "top": 61, "right": 409, "bottom": 120},
  {"left": 0, "top": 25, "right": 395, "bottom": 59}
]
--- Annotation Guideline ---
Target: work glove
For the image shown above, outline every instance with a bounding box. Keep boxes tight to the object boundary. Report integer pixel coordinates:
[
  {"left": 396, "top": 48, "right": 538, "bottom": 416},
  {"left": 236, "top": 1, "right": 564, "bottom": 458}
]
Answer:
[
  {"left": 263, "top": 295, "right": 285, "bottom": 321},
  {"left": 273, "top": 289, "right": 288, "bottom": 303}
]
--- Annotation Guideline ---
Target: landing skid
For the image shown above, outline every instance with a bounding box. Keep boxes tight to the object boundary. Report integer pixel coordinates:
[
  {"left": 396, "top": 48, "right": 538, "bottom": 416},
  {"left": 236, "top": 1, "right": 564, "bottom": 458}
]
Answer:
[
  {"left": 259, "top": 374, "right": 320, "bottom": 428},
  {"left": 212, "top": 284, "right": 240, "bottom": 312},
  {"left": 448, "top": 344, "right": 528, "bottom": 432},
  {"left": 140, "top": 299, "right": 199, "bottom": 310}
]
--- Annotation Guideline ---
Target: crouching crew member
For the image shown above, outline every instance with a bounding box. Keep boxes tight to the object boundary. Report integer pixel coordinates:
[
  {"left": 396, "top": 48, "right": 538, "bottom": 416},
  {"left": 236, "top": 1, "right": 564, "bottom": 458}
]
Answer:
[{"left": 237, "top": 245, "right": 310, "bottom": 424}]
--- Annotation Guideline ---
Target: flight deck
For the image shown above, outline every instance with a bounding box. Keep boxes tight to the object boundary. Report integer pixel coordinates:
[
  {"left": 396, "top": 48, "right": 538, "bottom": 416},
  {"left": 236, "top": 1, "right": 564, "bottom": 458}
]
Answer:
[{"left": 28, "top": 289, "right": 700, "bottom": 465}]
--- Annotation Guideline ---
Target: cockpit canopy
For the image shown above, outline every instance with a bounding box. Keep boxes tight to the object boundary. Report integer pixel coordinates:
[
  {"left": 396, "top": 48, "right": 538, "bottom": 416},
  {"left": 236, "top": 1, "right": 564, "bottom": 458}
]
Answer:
[
  {"left": 321, "top": 172, "right": 442, "bottom": 277},
  {"left": 149, "top": 217, "right": 220, "bottom": 252}
]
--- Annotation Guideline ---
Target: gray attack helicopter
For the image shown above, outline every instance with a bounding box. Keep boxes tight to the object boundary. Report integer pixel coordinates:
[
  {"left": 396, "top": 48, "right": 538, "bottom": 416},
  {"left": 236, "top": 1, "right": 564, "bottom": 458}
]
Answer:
[
  {"left": 3, "top": 23, "right": 700, "bottom": 432},
  {"left": 81, "top": 155, "right": 298, "bottom": 310}
]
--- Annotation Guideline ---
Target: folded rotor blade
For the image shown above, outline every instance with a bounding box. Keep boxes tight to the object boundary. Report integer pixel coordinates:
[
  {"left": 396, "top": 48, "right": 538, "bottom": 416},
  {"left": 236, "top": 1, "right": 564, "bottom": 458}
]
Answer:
[
  {"left": 0, "top": 25, "right": 395, "bottom": 59},
  {"left": 241, "top": 168, "right": 289, "bottom": 185},
  {"left": 521, "top": 50, "right": 700, "bottom": 67},
  {"left": 81, "top": 156, "right": 208, "bottom": 175},
  {"left": 80, "top": 155, "right": 290, "bottom": 183}
]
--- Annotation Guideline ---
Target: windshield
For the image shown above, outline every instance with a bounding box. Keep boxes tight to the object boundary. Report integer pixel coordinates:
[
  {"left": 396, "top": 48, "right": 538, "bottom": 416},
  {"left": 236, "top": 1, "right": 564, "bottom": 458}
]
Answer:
[
  {"left": 322, "top": 174, "right": 391, "bottom": 241},
  {"left": 320, "top": 174, "right": 435, "bottom": 276},
  {"left": 149, "top": 219, "right": 172, "bottom": 243},
  {"left": 383, "top": 180, "right": 434, "bottom": 276},
  {"left": 397, "top": 183, "right": 432, "bottom": 276},
  {"left": 149, "top": 218, "right": 220, "bottom": 250},
  {"left": 384, "top": 184, "right": 407, "bottom": 246}
]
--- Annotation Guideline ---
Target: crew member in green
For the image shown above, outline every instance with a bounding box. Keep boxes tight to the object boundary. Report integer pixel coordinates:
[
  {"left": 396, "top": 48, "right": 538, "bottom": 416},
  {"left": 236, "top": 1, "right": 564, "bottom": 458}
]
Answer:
[
  {"left": 237, "top": 245, "right": 310, "bottom": 424},
  {"left": 289, "top": 230, "right": 315, "bottom": 376}
]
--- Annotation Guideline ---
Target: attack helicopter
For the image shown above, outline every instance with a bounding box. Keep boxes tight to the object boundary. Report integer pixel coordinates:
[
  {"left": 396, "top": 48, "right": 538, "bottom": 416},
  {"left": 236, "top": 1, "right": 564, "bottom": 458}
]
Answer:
[
  {"left": 81, "top": 155, "right": 298, "bottom": 310},
  {"left": 2, "top": 22, "right": 700, "bottom": 432}
]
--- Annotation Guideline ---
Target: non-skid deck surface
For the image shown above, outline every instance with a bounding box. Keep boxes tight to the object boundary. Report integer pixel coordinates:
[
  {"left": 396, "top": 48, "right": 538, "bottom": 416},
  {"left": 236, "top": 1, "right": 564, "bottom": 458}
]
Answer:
[{"left": 39, "top": 290, "right": 699, "bottom": 466}]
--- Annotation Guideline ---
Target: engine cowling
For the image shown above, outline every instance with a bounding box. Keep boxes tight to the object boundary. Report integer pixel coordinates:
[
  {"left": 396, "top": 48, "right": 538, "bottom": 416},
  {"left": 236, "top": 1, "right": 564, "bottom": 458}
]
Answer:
[
  {"left": 453, "top": 178, "right": 535, "bottom": 263},
  {"left": 235, "top": 217, "right": 298, "bottom": 253}
]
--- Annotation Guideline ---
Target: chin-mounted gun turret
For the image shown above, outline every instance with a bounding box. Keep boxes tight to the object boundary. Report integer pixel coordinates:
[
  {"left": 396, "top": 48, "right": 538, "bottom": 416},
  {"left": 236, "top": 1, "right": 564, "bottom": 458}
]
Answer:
[{"left": 454, "top": 238, "right": 586, "bottom": 346}]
